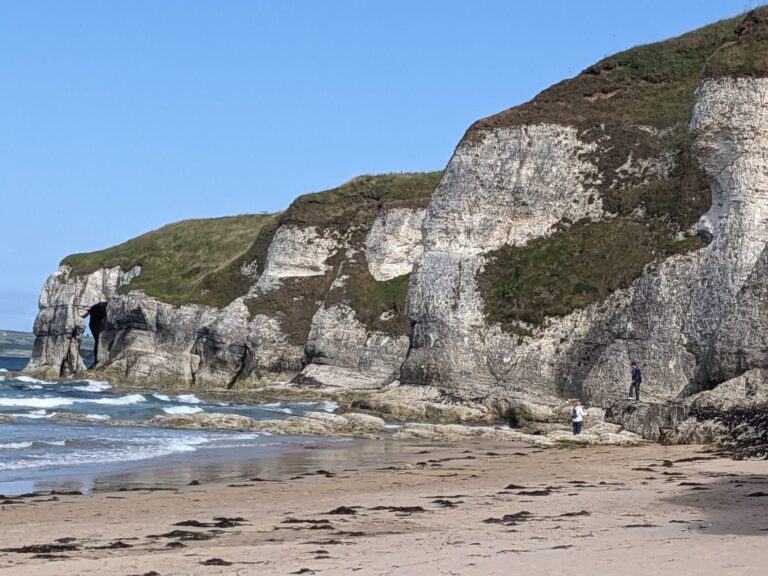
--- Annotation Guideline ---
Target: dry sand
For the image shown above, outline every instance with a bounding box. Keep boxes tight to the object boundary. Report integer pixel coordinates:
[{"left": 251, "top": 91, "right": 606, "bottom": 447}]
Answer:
[{"left": 0, "top": 440, "right": 766, "bottom": 575}]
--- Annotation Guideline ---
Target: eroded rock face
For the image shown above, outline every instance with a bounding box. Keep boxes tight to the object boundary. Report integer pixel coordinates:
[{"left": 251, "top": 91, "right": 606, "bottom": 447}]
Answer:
[
  {"left": 256, "top": 225, "right": 343, "bottom": 292},
  {"left": 365, "top": 208, "right": 425, "bottom": 281},
  {"left": 402, "top": 78, "right": 768, "bottom": 420},
  {"left": 26, "top": 265, "right": 140, "bottom": 378},
  {"left": 402, "top": 124, "right": 605, "bottom": 394},
  {"left": 302, "top": 304, "right": 409, "bottom": 389},
  {"left": 423, "top": 125, "right": 601, "bottom": 254},
  {"left": 686, "top": 78, "right": 768, "bottom": 373}
]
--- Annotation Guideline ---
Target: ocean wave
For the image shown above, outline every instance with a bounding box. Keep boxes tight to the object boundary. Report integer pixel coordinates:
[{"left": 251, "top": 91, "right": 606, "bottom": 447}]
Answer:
[
  {"left": 87, "top": 394, "right": 147, "bottom": 406},
  {"left": 260, "top": 402, "right": 294, "bottom": 415},
  {"left": 0, "top": 435, "right": 213, "bottom": 471},
  {"left": 0, "top": 397, "right": 75, "bottom": 408},
  {"left": 162, "top": 405, "right": 204, "bottom": 415},
  {"left": 0, "top": 439, "right": 69, "bottom": 449},
  {"left": 151, "top": 393, "right": 171, "bottom": 402},
  {"left": 13, "top": 376, "right": 54, "bottom": 385},
  {"left": 0, "top": 393, "right": 145, "bottom": 408},
  {"left": 175, "top": 394, "right": 202, "bottom": 404},
  {"left": 0, "top": 441, "right": 34, "bottom": 449},
  {"left": 73, "top": 380, "right": 112, "bottom": 393},
  {"left": 11, "top": 409, "right": 57, "bottom": 419}
]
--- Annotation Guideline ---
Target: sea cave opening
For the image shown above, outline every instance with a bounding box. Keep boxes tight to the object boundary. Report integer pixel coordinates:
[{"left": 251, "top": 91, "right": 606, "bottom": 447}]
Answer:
[{"left": 81, "top": 302, "right": 107, "bottom": 369}]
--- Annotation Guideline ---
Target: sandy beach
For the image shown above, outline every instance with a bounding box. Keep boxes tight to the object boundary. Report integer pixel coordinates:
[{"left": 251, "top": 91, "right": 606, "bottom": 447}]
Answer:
[{"left": 0, "top": 440, "right": 766, "bottom": 575}]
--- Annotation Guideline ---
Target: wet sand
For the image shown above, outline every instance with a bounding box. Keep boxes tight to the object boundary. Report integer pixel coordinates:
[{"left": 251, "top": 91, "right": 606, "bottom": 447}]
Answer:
[{"left": 0, "top": 440, "right": 766, "bottom": 575}]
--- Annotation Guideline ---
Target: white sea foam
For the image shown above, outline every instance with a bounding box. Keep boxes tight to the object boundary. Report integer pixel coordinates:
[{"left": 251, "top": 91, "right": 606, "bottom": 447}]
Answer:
[
  {"left": 87, "top": 394, "right": 147, "bottom": 406},
  {"left": 0, "top": 439, "right": 68, "bottom": 448},
  {"left": 260, "top": 402, "right": 293, "bottom": 415},
  {"left": 0, "top": 435, "right": 214, "bottom": 471},
  {"left": 12, "top": 409, "right": 57, "bottom": 419},
  {"left": 73, "top": 380, "right": 112, "bottom": 393},
  {"left": 152, "top": 393, "right": 171, "bottom": 402},
  {"left": 85, "top": 413, "right": 111, "bottom": 421},
  {"left": 162, "top": 405, "right": 204, "bottom": 415},
  {"left": 0, "top": 376, "right": 5, "bottom": 382},
  {"left": 175, "top": 394, "right": 202, "bottom": 404},
  {"left": 0, "top": 368, "right": 8, "bottom": 372},
  {"left": 13, "top": 376, "right": 53, "bottom": 385},
  {"left": 0, "top": 441, "right": 33, "bottom": 449},
  {"left": 0, "top": 397, "right": 75, "bottom": 408},
  {"left": 320, "top": 400, "right": 339, "bottom": 413}
]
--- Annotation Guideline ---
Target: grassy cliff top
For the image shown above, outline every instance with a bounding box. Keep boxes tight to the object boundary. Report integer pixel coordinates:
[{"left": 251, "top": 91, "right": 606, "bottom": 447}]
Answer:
[
  {"left": 280, "top": 171, "right": 442, "bottom": 228},
  {"left": 707, "top": 7, "right": 768, "bottom": 77},
  {"left": 61, "top": 172, "right": 441, "bottom": 312},
  {"left": 62, "top": 214, "right": 276, "bottom": 306},
  {"left": 467, "top": 11, "right": 750, "bottom": 138}
]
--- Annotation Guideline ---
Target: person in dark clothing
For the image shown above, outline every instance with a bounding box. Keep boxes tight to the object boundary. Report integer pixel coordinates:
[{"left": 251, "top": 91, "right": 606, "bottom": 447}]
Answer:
[{"left": 628, "top": 361, "right": 642, "bottom": 401}]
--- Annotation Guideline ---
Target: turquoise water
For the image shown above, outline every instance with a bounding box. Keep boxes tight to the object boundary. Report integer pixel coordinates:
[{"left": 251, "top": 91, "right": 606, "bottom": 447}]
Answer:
[{"left": 0, "top": 363, "right": 337, "bottom": 495}]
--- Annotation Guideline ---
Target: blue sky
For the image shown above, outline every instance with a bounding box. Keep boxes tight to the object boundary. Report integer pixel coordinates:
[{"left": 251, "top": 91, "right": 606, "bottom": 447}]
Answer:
[{"left": 0, "top": 0, "right": 749, "bottom": 331}]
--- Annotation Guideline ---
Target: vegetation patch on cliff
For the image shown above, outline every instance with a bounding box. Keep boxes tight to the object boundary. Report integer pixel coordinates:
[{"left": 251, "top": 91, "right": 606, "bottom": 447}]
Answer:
[
  {"left": 244, "top": 173, "right": 439, "bottom": 340},
  {"left": 281, "top": 172, "right": 441, "bottom": 229},
  {"left": 244, "top": 269, "right": 339, "bottom": 347},
  {"left": 326, "top": 257, "right": 411, "bottom": 336},
  {"left": 479, "top": 219, "right": 703, "bottom": 329},
  {"left": 63, "top": 215, "right": 275, "bottom": 306},
  {"left": 706, "top": 7, "right": 768, "bottom": 77},
  {"left": 191, "top": 215, "right": 280, "bottom": 307}
]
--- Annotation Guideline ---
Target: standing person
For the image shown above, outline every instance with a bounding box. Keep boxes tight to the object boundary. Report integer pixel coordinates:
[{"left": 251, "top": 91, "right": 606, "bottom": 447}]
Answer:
[
  {"left": 628, "top": 361, "right": 642, "bottom": 401},
  {"left": 570, "top": 400, "right": 585, "bottom": 435}
]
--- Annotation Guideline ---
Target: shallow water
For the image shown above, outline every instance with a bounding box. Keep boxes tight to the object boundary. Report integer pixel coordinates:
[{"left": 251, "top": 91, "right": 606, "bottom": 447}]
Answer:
[{"left": 0, "top": 365, "right": 340, "bottom": 495}]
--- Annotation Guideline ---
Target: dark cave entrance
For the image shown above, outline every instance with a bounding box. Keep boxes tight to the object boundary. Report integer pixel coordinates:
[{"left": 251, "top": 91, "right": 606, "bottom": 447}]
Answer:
[{"left": 81, "top": 302, "right": 107, "bottom": 368}]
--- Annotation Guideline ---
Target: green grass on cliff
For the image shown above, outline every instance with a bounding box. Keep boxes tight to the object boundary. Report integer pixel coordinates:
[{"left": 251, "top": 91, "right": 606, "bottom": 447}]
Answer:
[
  {"left": 243, "top": 172, "right": 440, "bottom": 339},
  {"left": 480, "top": 219, "right": 703, "bottom": 332},
  {"left": 281, "top": 171, "right": 442, "bottom": 228},
  {"left": 706, "top": 8, "right": 768, "bottom": 77},
  {"left": 63, "top": 214, "right": 275, "bottom": 306}
]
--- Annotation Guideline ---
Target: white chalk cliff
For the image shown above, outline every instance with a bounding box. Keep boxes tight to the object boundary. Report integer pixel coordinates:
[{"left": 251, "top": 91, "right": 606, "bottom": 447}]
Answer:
[{"left": 26, "top": 11, "right": 768, "bottom": 439}]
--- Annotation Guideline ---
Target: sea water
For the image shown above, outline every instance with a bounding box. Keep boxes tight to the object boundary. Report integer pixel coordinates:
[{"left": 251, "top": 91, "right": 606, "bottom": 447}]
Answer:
[{"left": 0, "top": 359, "right": 340, "bottom": 495}]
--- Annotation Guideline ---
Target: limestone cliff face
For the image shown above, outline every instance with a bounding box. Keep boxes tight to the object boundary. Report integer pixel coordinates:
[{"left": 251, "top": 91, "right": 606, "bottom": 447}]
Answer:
[
  {"left": 27, "top": 178, "right": 433, "bottom": 388},
  {"left": 26, "top": 12, "right": 768, "bottom": 435},
  {"left": 26, "top": 265, "right": 140, "bottom": 377},
  {"left": 402, "top": 76, "right": 768, "bottom": 408}
]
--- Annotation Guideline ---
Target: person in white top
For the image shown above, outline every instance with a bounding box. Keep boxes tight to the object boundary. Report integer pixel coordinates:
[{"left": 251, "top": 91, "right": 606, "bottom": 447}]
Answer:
[{"left": 570, "top": 400, "right": 585, "bottom": 435}]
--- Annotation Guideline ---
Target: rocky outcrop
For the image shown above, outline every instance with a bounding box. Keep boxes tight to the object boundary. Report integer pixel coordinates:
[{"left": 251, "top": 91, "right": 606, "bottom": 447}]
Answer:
[
  {"left": 365, "top": 208, "right": 426, "bottom": 281},
  {"left": 301, "top": 304, "right": 409, "bottom": 389},
  {"left": 400, "top": 75, "right": 768, "bottom": 430},
  {"left": 256, "top": 225, "right": 344, "bottom": 293},
  {"left": 27, "top": 174, "right": 435, "bottom": 388},
  {"left": 149, "top": 410, "right": 387, "bottom": 438},
  {"left": 26, "top": 265, "right": 140, "bottom": 377}
]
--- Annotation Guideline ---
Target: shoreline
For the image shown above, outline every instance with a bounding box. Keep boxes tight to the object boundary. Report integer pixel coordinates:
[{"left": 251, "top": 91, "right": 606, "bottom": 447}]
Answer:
[{"left": 0, "top": 440, "right": 766, "bottom": 575}]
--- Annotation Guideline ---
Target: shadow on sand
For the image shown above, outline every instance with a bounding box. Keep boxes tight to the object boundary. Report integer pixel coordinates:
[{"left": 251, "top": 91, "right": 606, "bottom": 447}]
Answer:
[{"left": 663, "top": 473, "right": 768, "bottom": 536}]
